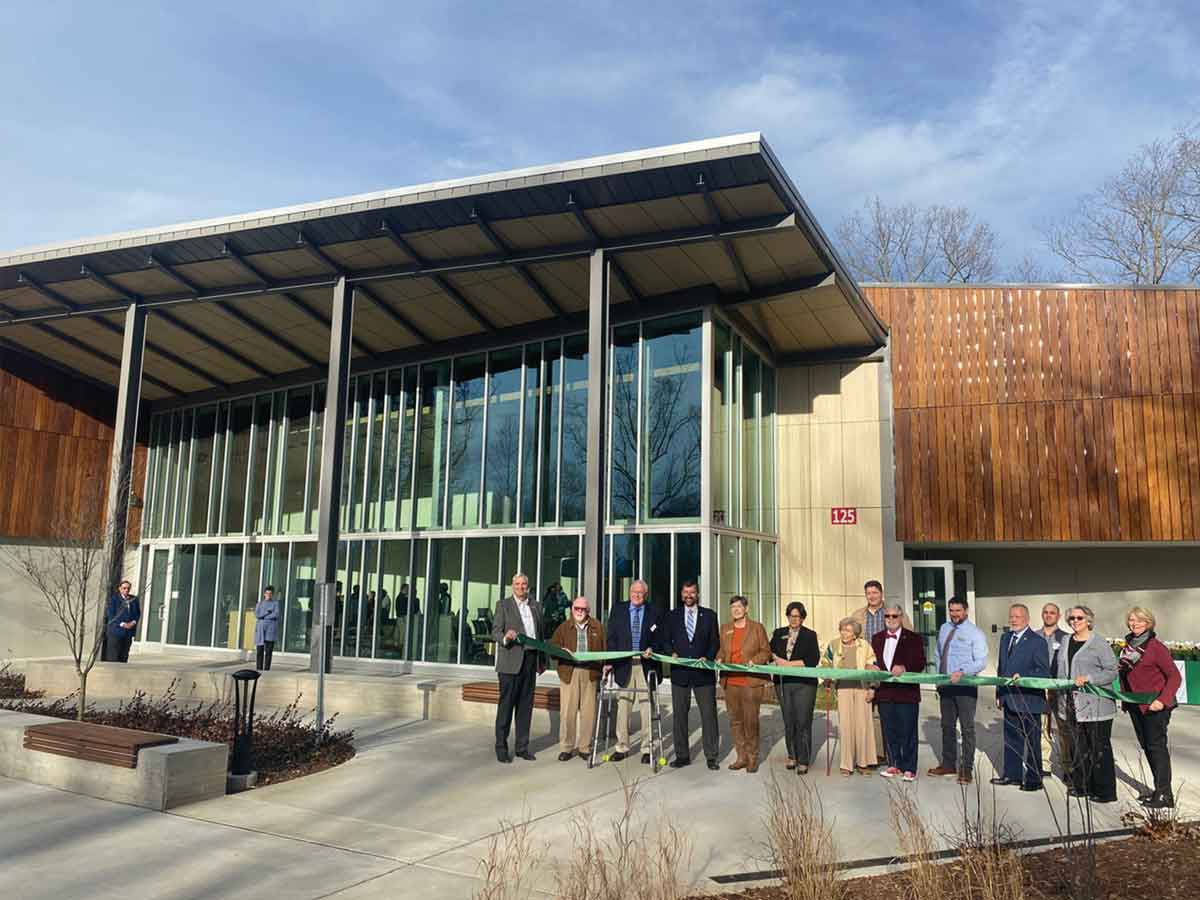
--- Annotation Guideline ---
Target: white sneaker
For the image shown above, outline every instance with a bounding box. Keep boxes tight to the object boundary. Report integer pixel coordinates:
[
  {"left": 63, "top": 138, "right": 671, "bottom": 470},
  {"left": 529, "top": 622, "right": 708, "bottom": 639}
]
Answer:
[
  {"left": 902, "top": 771, "right": 917, "bottom": 782},
  {"left": 880, "top": 766, "right": 900, "bottom": 778}
]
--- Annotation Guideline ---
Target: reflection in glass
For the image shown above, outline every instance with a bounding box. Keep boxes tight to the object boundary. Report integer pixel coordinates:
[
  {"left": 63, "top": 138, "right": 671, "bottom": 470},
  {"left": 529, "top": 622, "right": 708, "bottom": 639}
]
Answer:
[
  {"left": 280, "top": 388, "right": 312, "bottom": 534},
  {"left": 349, "top": 377, "right": 372, "bottom": 532},
  {"left": 642, "top": 315, "right": 702, "bottom": 521},
  {"left": 248, "top": 396, "right": 273, "bottom": 534},
  {"left": 609, "top": 533, "right": 640, "bottom": 609},
  {"left": 284, "top": 542, "right": 316, "bottom": 653},
  {"left": 237, "top": 544, "right": 262, "bottom": 650},
  {"left": 339, "top": 380, "right": 357, "bottom": 532},
  {"left": 539, "top": 342, "right": 561, "bottom": 524},
  {"left": 364, "top": 375, "right": 386, "bottom": 531},
  {"left": 167, "top": 545, "right": 194, "bottom": 644},
  {"left": 462, "top": 537, "right": 500, "bottom": 665},
  {"left": 335, "top": 542, "right": 360, "bottom": 656},
  {"left": 424, "top": 538, "right": 464, "bottom": 663},
  {"left": 188, "top": 545, "right": 219, "bottom": 645},
  {"left": 214, "top": 545, "right": 242, "bottom": 649},
  {"left": 378, "top": 539, "right": 412, "bottom": 659},
  {"left": 145, "top": 548, "right": 168, "bottom": 642},
  {"left": 381, "top": 371, "right": 402, "bottom": 530},
  {"left": 539, "top": 535, "right": 579, "bottom": 634},
  {"left": 609, "top": 325, "right": 639, "bottom": 524},
  {"left": 760, "top": 542, "right": 778, "bottom": 630},
  {"left": 358, "top": 541, "right": 380, "bottom": 657},
  {"left": 520, "top": 346, "right": 541, "bottom": 525},
  {"left": 643, "top": 533, "right": 671, "bottom": 608},
  {"left": 172, "top": 410, "right": 194, "bottom": 537},
  {"left": 223, "top": 401, "right": 253, "bottom": 534},
  {"left": 415, "top": 362, "right": 450, "bottom": 529},
  {"left": 448, "top": 355, "right": 485, "bottom": 528},
  {"left": 394, "top": 368, "right": 418, "bottom": 530},
  {"left": 761, "top": 364, "right": 776, "bottom": 535},
  {"left": 675, "top": 532, "right": 701, "bottom": 605},
  {"left": 484, "top": 350, "right": 522, "bottom": 526},
  {"left": 261, "top": 543, "right": 289, "bottom": 647},
  {"left": 741, "top": 349, "right": 761, "bottom": 531},
  {"left": 718, "top": 534, "right": 739, "bottom": 625},
  {"left": 711, "top": 320, "right": 730, "bottom": 527},
  {"left": 560, "top": 335, "right": 588, "bottom": 523},
  {"left": 740, "top": 537, "right": 759, "bottom": 618},
  {"left": 151, "top": 414, "right": 175, "bottom": 538},
  {"left": 410, "top": 540, "right": 429, "bottom": 657},
  {"left": 308, "top": 385, "right": 325, "bottom": 534}
]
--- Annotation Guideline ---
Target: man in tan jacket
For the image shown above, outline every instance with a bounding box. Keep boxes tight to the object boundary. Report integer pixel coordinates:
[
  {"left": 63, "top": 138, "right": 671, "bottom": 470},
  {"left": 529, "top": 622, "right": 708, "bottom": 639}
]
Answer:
[
  {"left": 850, "top": 579, "right": 911, "bottom": 763},
  {"left": 550, "top": 596, "right": 606, "bottom": 761}
]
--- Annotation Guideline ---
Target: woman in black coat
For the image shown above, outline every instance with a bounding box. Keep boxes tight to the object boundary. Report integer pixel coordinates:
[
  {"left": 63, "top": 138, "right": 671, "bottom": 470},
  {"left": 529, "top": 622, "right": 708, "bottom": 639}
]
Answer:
[{"left": 770, "top": 602, "right": 821, "bottom": 773}]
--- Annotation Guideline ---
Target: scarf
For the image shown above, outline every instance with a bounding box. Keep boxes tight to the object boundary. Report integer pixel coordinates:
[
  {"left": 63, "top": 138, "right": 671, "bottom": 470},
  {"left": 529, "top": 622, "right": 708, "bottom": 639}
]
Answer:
[{"left": 1118, "top": 629, "right": 1155, "bottom": 671}]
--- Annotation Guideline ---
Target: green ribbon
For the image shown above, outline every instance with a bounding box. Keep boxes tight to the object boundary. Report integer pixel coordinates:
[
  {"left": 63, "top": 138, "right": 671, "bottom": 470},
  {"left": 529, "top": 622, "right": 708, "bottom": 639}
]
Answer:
[{"left": 516, "top": 635, "right": 1155, "bottom": 704}]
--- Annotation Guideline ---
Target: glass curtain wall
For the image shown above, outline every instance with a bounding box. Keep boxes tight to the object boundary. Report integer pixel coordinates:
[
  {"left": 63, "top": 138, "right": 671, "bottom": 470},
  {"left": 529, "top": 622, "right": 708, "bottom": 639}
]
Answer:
[{"left": 141, "top": 309, "right": 775, "bottom": 660}]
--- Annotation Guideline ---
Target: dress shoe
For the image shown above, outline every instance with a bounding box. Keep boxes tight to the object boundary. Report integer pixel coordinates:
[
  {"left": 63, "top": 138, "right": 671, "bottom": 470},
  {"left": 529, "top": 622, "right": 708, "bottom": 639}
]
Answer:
[
  {"left": 1143, "top": 792, "right": 1175, "bottom": 809},
  {"left": 728, "top": 758, "right": 748, "bottom": 771},
  {"left": 641, "top": 753, "right": 651, "bottom": 765},
  {"left": 558, "top": 751, "right": 575, "bottom": 762},
  {"left": 1090, "top": 795, "right": 1117, "bottom": 804},
  {"left": 785, "top": 758, "right": 796, "bottom": 770},
  {"left": 747, "top": 759, "right": 759, "bottom": 773},
  {"left": 706, "top": 760, "right": 720, "bottom": 771},
  {"left": 609, "top": 750, "right": 627, "bottom": 762},
  {"left": 496, "top": 750, "right": 512, "bottom": 764},
  {"left": 1067, "top": 787, "right": 1088, "bottom": 798},
  {"left": 1019, "top": 783, "right": 1043, "bottom": 792},
  {"left": 989, "top": 777, "right": 1018, "bottom": 786},
  {"left": 516, "top": 750, "right": 536, "bottom": 761},
  {"left": 928, "top": 766, "right": 957, "bottom": 777},
  {"left": 796, "top": 764, "right": 809, "bottom": 775},
  {"left": 669, "top": 758, "right": 691, "bottom": 769},
  {"left": 1136, "top": 790, "right": 1155, "bottom": 803},
  {"left": 957, "top": 771, "right": 973, "bottom": 785}
]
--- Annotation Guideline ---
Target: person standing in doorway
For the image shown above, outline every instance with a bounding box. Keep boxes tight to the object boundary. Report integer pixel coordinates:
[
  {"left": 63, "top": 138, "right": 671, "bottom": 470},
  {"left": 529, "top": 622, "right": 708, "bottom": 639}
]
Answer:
[
  {"left": 664, "top": 580, "right": 722, "bottom": 771},
  {"left": 254, "top": 585, "right": 280, "bottom": 671},
  {"left": 492, "top": 573, "right": 544, "bottom": 763},
  {"left": 104, "top": 580, "right": 140, "bottom": 663},
  {"left": 991, "top": 603, "right": 1050, "bottom": 791},
  {"left": 1039, "top": 602, "right": 1072, "bottom": 777},
  {"left": 550, "top": 596, "right": 605, "bottom": 761},
  {"left": 928, "top": 596, "right": 989, "bottom": 784},
  {"left": 870, "top": 605, "right": 926, "bottom": 781},
  {"left": 852, "top": 579, "right": 910, "bottom": 762},
  {"left": 604, "top": 580, "right": 664, "bottom": 764}
]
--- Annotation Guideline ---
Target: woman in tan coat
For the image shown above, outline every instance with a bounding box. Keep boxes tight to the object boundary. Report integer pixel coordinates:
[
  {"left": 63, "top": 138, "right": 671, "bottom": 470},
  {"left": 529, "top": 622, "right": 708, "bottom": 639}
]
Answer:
[
  {"left": 717, "top": 595, "right": 773, "bottom": 772},
  {"left": 820, "top": 617, "right": 879, "bottom": 776}
]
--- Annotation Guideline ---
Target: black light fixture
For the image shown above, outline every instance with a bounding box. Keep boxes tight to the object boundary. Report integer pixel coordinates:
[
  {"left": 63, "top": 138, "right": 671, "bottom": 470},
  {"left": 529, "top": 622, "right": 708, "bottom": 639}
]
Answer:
[{"left": 230, "top": 669, "right": 261, "bottom": 777}]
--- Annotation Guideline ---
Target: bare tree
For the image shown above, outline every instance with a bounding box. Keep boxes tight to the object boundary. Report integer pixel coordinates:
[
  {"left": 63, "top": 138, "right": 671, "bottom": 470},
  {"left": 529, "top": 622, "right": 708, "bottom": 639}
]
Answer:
[
  {"left": 1004, "top": 253, "right": 1064, "bottom": 283},
  {"left": 0, "top": 479, "right": 121, "bottom": 720},
  {"left": 836, "top": 197, "right": 998, "bottom": 282},
  {"left": 1044, "top": 129, "right": 1200, "bottom": 283}
]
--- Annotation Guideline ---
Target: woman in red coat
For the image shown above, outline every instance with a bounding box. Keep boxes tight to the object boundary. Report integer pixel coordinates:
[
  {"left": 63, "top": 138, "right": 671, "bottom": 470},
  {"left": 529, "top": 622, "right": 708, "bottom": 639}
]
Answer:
[{"left": 1118, "top": 606, "right": 1182, "bottom": 809}]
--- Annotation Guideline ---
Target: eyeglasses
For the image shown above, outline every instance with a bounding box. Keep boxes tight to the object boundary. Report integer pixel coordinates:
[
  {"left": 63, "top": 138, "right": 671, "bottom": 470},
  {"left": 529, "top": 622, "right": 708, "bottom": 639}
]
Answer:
[
  {"left": 572, "top": 606, "right": 588, "bottom": 612},
  {"left": 1067, "top": 615, "right": 1086, "bottom": 622},
  {"left": 884, "top": 614, "right": 901, "bottom": 619}
]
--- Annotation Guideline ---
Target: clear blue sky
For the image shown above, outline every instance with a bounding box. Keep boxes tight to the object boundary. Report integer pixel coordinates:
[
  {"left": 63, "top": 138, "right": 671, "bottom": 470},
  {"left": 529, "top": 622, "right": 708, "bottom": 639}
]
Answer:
[{"left": 3, "top": 1, "right": 1197, "bottom": 273}]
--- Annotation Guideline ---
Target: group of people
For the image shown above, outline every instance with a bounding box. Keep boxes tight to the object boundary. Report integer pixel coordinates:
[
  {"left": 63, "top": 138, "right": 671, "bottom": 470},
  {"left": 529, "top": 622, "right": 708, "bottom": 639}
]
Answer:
[{"left": 492, "top": 575, "right": 1181, "bottom": 809}]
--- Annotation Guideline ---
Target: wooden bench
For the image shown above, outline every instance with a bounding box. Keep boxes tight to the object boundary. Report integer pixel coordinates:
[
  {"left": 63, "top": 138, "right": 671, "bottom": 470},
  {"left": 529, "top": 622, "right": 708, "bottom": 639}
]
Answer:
[
  {"left": 23, "top": 721, "right": 179, "bottom": 769},
  {"left": 462, "top": 681, "right": 560, "bottom": 711}
]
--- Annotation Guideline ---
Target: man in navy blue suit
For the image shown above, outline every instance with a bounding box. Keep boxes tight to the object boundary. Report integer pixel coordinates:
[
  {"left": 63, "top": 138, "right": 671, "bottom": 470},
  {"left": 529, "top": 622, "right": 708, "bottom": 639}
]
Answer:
[
  {"left": 991, "top": 603, "right": 1051, "bottom": 791},
  {"left": 604, "top": 580, "right": 665, "bottom": 763},
  {"left": 663, "top": 580, "right": 722, "bottom": 770}
]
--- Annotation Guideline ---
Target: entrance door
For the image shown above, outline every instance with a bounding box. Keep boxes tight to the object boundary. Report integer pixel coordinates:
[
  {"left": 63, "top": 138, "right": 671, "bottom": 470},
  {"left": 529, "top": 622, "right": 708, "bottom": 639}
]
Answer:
[
  {"left": 144, "top": 548, "right": 170, "bottom": 643},
  {"left": 904, "top": 559, "right": 954, "bottom": 672}
]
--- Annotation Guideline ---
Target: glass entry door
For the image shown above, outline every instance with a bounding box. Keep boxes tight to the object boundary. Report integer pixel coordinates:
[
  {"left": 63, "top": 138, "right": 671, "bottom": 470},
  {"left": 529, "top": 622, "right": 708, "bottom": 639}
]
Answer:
[
  {"left": 144, "top": 548, "right": 170, "bottom": 643},
  {"left": 904, "top": 559, "right": 954, "bottom": 672}
]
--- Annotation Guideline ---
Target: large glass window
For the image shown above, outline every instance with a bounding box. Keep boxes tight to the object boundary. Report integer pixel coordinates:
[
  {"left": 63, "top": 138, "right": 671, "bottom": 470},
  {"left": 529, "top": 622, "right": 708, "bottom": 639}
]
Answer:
[
  {"left": 223, "top": 401, "right": 253, "bottom": 534},
  {"left": 335, "top": 541, "right": 359, "bottom": 655},
  {"left": 560, "top": 335, "right": 588, "bottom": 524},
  {"left": 740, "top": 537, "right": 760, "bottom": 619},
  {"left": 424, "top": 538, "right": 464, "bottom": 663},
  {"left": 151, "top": 414, "right": 175, "bottom": 538},
  {"left": 538, "top": 535, "right": 579, "bottom": 631},
  {"left": 741, "top": 348, "right": 761, "bottom": 531},
  {"left": 711, "top": 319, "right": 731, "bottom": 527},
  {"left": 415, "top": 361, "right": 450, "bottom": 529},
  {"left": 394, "top": 369, "right": 418, "bottom": 531},
  {"left": 363, "top": 375, "right": 387, "bottom": 531},
  {"left": 410, "top": 540, "right": 429, "bottom": 654},
  {"left": 189, "top": 545, "right": 219, "bottom": 645},
  {"left": 643, "top": 533, "right": 671, "bottom": 608},
  {"left": 717, "top": 533, "right": 738, "bottom": 624},
  {"left": 308, "top": 385, "right": 325, "bottom": 534},
  {"left": 172, "top": 410, "right": 194, "bottom": 537},
  {"left": 381, "top": 371, "right": 403, "bottom": 530},
  {"left": 378, "top": 539, "right": 412, "bottom": 659},
  {"left": 284, "top": 542, "right": 316, "bottom": 654},
  {"left": 214, "top": 545, "right": 243, "bottom": 650},
  {"left": 675, "top": 532, "right": 701, "bottom": 606},
  {"left": 280, "top": 388, "right": 312, "bottom": 534},
  {"left": 609, "top": 533, "right": 640, "bottom": 609},
  {"left": 609, "top": 325, "right": 639, "bottom": 524},
  {"left": 448, "top": 355, "right": 486, "bottom": 528},
  {"left": 357, "top": 540, "right": 380, "bottom": 657},
  {"left": 539, "top": 341, "right": 562, "bottom": 524},
  {"left": 484, "top": 350, "right": 522, "bottom": 527},
  {"left": 462, "top": 537, "right": 500, "bottom": 665},
  {"left": 520, "top": 346, "right": 541, "bottom": 525},
  {"left": 642, "top": 315, "right": 702, "bottom": 522},
  {"left": 761, "top": 363, "right": 777, "bottom": 535},
  {"left": 236, "top": 544, "right": 262, "bottom": 650},
  {"left": 761, "top": 542, "right": 779, "bottom": 630},
  {"left": 167, "top": 544, "right": 194, "bottom": 644},
  {"left": 248, "top": 395, "right": 273, "bottom": 534}
]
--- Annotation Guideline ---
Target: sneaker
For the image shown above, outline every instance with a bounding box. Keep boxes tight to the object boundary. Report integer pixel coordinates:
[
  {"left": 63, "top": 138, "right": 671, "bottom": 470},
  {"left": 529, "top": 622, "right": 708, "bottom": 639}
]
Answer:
[
  {"left": 880, "top": 766, "right": 901, "bottom": 778},
  {"left": 902, "top": 771, "right": 917, "bottom": 782}
]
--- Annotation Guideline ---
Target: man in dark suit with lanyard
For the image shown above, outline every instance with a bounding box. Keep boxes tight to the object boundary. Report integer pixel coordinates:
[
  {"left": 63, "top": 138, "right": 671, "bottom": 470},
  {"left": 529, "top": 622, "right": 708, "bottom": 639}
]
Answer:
[
  {"left": 991, "top": 603, "right": 1051, "bottom": 791},
  {"left": 604, "top": 579, "right": 664, "bottom": 763},
  {"left": 664, "top": 579, "right": 722, "bottom": 770}
]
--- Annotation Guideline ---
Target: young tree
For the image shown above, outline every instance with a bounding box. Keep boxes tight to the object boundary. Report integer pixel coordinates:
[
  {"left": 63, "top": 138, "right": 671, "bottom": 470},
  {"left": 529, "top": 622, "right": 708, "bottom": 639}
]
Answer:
[
  {"left": 836, "top": 197, "right": 998, "bottom": 283},
  {"left": 1044, "top": 129, "right": 1200, "bottom": 283},
  {"left": 0, "top": 481, "right": 121, "bottom": 720}
]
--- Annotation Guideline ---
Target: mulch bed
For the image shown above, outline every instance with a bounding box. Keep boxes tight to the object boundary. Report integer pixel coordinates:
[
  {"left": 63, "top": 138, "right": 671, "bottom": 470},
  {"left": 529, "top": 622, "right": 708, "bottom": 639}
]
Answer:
[{"left": 695, "top": 823, "right": 1199, "bottom": 900}]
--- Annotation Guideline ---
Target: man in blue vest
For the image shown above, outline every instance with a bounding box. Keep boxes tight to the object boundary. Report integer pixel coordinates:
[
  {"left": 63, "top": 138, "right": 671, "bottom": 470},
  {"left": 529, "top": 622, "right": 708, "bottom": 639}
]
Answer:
[
  {"left": 991, "top": 603, "right": 1051, "bottom": 791},
  {"left": 604, "top": 580, "right": 664, "bottom": 763},
  {"left": 663, "top": 579, "right": 722, "bottom": 770}
]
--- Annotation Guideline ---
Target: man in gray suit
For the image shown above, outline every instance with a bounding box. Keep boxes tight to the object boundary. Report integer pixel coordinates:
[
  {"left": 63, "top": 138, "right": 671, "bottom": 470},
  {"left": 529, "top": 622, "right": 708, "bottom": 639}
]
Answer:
[{"left": 492, "top": 572, "right": 544, "bottom": 763}]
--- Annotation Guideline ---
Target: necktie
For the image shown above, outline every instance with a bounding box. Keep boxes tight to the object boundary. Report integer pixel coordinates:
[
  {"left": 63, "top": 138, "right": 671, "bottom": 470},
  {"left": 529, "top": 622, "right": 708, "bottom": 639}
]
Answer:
[
  {"left": 632, "top": 606, "right": 642, "bottom": 652},
  {"left": 939, "top": 624, "right": 958, "bottom": 674},
  {"left": 686, "top": 609, "right": 695, "bottom": 642}
]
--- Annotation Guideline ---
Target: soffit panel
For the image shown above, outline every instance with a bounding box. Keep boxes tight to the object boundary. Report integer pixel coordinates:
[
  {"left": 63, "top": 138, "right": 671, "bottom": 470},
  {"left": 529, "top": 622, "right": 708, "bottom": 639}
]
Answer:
[
  {"left": 322, "top": 236, "right": 412, "bottom": 270},
  {"left": 140, "top": 352, "right": 214, "bottom": 393},
  {"left": 108, "top": 268, "right": 182, "bottom": 297},
  {"left": 676, "top": 242, "right": 740, "bottom": 293},
  {"left": 814, "top": 306, "right": 871, "bottom": 345},
  {"left": 387, "top": 278, "right": 486, "bottom": 340},
  {"left": 0, "top": 286, "right": 49, "bottom": 311},
  {"left": 165, "top": 303, "right": 306, "bottom": 373},
  {"left": 404, "top": 224, "right": 495, "bottom": 261},
  {"left": 747, "top": 230, "right": 825, "bottom": 280},
  {"left": 170, "top": 257, "right": 256, "bottom": 290},
  {"left": 528, "top": 259, "right": 589, "bottom": 312},
  {"left": 36, "top": 277, "right": 119, "bottom": 305},
  {"left": 710, "top": 183, "right": 787, "bottom": 219},
  {"left": 492, "top": 212, "right": 586, "bottom": 250},
  {"left": 441, "top": 272, "right": 546, "bottom": 329},
  {"left": 237, "top": 248, "right": 330, "bottom": 281}
]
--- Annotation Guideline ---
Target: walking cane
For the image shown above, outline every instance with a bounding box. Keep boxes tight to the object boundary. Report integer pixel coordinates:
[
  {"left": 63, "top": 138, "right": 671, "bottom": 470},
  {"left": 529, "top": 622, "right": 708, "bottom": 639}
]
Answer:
[{"left": 824, "top": 679, "right": 833, "bottom": 777}]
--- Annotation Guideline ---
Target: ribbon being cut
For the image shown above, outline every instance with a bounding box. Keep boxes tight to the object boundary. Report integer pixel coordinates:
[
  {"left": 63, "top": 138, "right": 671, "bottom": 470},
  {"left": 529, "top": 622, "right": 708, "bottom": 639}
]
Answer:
[{"left": 517, "top": 635, "right": 1157, "bottom": 704}]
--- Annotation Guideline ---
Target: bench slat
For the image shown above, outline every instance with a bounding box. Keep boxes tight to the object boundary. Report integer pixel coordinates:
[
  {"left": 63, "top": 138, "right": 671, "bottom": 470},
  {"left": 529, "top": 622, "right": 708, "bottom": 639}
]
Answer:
[
  {"left": 23, "top": 721, "right": 179, "bottom": 769},
  {"left": 461, "top": 681, "right": 560, "bottom": 710}
]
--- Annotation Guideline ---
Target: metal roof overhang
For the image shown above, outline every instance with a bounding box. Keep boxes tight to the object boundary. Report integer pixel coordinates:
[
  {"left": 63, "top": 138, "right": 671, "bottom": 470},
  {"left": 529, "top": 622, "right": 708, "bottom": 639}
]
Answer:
[{"left": 0, "top": 133, "right": 886, "bottom": 407}]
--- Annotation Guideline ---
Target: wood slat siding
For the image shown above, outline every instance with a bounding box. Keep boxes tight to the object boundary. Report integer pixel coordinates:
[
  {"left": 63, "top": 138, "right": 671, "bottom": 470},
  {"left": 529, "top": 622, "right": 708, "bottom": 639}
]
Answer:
[
  {"left": 0, "top": 347, "right": 147, "bottom": 543},
  {"left": 864, "top": 286, "right": 1200, "bottom": 543}
]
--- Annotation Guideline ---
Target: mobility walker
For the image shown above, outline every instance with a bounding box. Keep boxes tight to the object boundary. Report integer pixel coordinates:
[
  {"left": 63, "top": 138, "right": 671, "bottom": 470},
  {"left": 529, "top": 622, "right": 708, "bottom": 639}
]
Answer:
[{"left": 589, "top": 665, "right": 665, "bottom": 773}]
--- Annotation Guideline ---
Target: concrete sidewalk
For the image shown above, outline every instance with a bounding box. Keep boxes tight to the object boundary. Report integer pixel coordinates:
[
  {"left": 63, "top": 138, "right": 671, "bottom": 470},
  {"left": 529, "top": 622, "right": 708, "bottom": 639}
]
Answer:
[{"left": 1, "top": 698, "right": 1196, "bottom": 899}]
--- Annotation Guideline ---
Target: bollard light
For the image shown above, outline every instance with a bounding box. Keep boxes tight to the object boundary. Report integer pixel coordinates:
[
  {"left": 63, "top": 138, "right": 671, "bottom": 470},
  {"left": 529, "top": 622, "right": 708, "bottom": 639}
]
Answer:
[{"left": 230, "top": 669, "right": 261, "bottom": 777}]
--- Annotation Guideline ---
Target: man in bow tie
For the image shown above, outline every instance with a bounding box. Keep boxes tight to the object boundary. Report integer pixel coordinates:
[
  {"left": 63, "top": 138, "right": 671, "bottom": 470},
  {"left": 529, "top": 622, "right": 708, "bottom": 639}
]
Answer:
[{"left": 869, "top": 604, "right": 926, "bottom": 781}]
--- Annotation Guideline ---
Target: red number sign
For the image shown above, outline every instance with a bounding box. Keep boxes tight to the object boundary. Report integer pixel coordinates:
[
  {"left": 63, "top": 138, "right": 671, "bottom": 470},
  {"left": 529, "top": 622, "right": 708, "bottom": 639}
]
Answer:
[{"left": 830, "top": 507, "right": 857, "bottom": 525}]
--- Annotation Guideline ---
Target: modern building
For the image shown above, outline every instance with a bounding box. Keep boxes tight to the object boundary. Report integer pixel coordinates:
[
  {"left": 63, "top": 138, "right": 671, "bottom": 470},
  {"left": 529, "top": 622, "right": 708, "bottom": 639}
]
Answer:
[{"left": 1, "top": 134, "right": 1197, "bottom": 672}]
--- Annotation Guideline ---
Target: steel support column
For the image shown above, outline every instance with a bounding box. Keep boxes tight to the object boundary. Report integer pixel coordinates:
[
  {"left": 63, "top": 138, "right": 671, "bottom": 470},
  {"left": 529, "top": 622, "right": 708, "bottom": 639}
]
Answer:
[
  {"left": 103, "top": 302, "right": 146, "bottom": 595},
  {"left": 582, "top": 249, "right": 609, "bottom": 608},
  {"left": 310, "top": 276, "right": 354, "bottom": 684}
]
